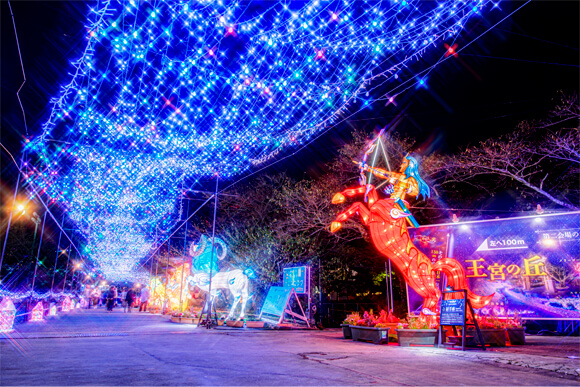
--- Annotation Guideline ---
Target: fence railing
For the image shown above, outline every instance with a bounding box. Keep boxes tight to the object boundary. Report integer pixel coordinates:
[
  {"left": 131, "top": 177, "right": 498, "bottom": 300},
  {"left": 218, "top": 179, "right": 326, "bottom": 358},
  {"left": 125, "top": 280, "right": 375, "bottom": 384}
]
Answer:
[{"left": 319, "top": 302, "right": 383, "bottom": 327}]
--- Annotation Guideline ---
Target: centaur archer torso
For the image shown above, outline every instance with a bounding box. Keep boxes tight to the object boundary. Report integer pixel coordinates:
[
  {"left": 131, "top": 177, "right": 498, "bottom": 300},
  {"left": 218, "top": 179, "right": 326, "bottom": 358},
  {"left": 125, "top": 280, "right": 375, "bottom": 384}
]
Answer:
[{"left": 331, "top": 155, "right": 492, "bottom": 318}]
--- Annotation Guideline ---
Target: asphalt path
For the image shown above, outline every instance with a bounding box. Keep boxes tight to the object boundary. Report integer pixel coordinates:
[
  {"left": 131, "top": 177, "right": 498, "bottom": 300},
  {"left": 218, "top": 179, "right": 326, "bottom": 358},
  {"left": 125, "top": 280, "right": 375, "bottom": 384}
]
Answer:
[{"left": 1, "top": 309, "right": 579, "bottom": 386}]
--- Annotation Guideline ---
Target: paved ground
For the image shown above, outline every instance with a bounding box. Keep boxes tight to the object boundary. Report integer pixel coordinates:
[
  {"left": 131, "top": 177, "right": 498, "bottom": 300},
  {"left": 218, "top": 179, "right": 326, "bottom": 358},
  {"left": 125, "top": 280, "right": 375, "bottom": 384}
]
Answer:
[{"left": 1, "top": 308, "right": 579, "bottom": 386}]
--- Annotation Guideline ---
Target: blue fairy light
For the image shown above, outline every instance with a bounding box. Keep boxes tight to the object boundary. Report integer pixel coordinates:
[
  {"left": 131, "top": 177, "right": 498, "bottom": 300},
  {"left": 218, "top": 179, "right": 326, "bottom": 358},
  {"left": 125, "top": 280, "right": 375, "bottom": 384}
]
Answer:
[{"left": 25, "top": 0, "right": 498, "bottom": 280}]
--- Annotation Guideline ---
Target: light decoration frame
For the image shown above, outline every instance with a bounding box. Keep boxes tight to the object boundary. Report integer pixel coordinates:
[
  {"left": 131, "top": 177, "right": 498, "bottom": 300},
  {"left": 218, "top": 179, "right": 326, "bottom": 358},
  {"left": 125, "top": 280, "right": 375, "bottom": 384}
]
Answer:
[
  {"left": 149, "top": 263, "right": 191, "bottom": 313},
  {"left": 30, "top": 302, "right": 45, "bottom": 322},
  {"left": 0, "top": 297, "right": 16, "bottom": 332},
  {"left": 62, "top": 296, "right": 72, "bottom": 312},
  {"left": 25, "top": 0, "right": 498, "bottom": 281}
]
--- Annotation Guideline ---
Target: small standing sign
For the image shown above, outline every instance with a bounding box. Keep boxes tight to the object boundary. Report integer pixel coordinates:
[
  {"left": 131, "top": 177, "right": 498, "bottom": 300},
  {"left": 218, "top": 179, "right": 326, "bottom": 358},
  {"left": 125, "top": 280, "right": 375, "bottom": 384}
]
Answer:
[
  {"left": 440, "top": 298, "right": 465, "bottom": 326},
  {"left": 259, "top": 286, "right": 310, "bottom": 328},
  {"left": 283, "top": 266, "right": 311, "bottom": 320},
  {"left": 439, "top": 289, "right": 485, "bottom": 351}
]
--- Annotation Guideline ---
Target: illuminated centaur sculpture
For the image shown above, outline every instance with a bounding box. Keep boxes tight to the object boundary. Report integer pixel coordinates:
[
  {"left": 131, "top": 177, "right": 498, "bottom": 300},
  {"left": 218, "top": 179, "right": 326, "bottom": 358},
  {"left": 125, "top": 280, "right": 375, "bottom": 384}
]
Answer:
[
  {"left": 186, "top": 235, "right": 252, "bottom": 319},
  {"left": 331, "top": 154, "right": 493, "bottom": 317}
]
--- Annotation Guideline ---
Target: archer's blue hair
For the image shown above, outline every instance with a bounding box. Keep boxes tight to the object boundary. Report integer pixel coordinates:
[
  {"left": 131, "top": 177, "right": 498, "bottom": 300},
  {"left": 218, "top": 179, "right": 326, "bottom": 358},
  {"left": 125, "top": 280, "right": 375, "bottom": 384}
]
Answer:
[{"left": 404, "top": 156, "right": 430, "bottom": 200}]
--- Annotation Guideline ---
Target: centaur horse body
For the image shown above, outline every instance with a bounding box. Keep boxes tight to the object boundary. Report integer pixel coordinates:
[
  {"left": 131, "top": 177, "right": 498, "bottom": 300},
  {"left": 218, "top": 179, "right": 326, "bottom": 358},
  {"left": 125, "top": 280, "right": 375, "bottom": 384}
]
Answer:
[
  {"left": 186, "top": 235, "right": 252, "bottom": 319},
  {"left": 331, "top": 154, "right": 493, "bottom": 317}
]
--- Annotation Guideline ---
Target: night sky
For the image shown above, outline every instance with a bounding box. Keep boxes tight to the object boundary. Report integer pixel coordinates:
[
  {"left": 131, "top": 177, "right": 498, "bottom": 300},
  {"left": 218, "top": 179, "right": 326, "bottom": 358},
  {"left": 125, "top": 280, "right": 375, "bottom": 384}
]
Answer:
[{"left": 1, "top": 1, "right": 579, "bottom": 200}]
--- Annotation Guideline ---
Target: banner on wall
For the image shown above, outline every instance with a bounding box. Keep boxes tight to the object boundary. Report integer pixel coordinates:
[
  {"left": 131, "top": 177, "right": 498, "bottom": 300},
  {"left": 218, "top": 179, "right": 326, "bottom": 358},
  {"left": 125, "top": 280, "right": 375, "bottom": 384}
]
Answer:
[{"left": 407, "top": 212, "right": 580, "bottom": 320}]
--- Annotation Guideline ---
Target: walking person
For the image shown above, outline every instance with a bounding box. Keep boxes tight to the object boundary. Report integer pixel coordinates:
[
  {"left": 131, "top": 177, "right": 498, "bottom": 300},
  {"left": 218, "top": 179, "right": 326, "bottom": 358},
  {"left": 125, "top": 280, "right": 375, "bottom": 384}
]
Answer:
[
  {"left": 126, "top": 288, "right": 135, "bottom": 313},
  {"left": 139, "top": 286, "right": 150, "bottom": 312},
  {"left": 106, "top": 286, "right": 115, "bottom": 312},
  {"left": 121, "top": 287, "right": 128, "bottom": 312}
]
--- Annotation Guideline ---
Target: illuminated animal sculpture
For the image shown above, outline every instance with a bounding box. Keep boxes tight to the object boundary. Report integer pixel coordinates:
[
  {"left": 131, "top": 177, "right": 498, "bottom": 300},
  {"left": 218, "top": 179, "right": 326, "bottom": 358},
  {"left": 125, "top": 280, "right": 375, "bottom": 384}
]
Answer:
[
  {"left": 331, "top": 155, "right": 493, "bottom": 316},
  {"left": 186, "top": 235, "right": 252, "bottom": 319}
]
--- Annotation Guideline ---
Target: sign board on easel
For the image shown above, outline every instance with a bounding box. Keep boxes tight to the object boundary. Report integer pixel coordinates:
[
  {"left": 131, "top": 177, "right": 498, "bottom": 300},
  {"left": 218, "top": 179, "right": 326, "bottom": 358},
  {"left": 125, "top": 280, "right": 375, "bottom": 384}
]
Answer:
[
  {"left": 259, "top": 286, "right": 310, "bottom": 328},
  {"left": 283, "top": 266, "right": 310, "bottom": 294},
  {"left": 439, "top": 289, "right": 485, "bottom": 351},
  {"left": 283, "top": 265, "right": 311, "bottom": 321},
  {"left": 440, "top": 298, "right": 465, "bottom": 326},
  {"left": 260, "top": 286, "right": 292, "bottom": 322}
]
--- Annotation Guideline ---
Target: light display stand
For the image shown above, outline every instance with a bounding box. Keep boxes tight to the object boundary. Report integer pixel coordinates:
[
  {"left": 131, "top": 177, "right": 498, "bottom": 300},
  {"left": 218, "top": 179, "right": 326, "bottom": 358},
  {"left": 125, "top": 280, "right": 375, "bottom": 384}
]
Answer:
[
  {"left": 198, "top": 174, "right": 219, "bottom": 329},
  {"left": 438, "top": 289, "right": 485, "bottom": 351},
  {"left": 197, "top": 293, "right": 218, "bottom": 328}
]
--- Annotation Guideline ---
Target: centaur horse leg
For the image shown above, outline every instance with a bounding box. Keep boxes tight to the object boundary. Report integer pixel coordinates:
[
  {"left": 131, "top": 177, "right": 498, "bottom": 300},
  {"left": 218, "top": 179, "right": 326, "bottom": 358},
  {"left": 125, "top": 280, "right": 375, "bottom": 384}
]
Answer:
[
  {"left": 228, "top": 293, "right": 242, "bottom": 320},
  {"left": 330, "top": 202, "right": 372, "bottom": 233},
  {"left": 238, "top": 277, "right": 250, "bottom": 319}
]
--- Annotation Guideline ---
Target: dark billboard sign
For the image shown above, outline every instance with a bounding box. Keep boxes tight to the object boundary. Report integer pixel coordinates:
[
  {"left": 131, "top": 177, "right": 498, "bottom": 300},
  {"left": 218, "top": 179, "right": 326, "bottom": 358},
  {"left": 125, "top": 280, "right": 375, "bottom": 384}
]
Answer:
[{"left": 407, "top": 212, "right": 580, "bottom": 320}]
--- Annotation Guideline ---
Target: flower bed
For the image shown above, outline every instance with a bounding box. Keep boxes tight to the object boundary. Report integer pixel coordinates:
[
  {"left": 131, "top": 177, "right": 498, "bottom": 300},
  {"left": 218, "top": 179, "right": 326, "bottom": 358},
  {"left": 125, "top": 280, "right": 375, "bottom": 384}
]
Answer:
[
  {"left": 395, "top": 317, "right": 440, "bottom": 347},
  {"left": 468, "top": 328, "right": 506, "bottom": 347},
  {"left": 466, "top": 312, "right": 524, "bottom": 347},
  {"left": 396, "top": 329, "right": 440, "bottom": 347},
  {"left": 170, "top": 311, "right": 197, "bottom": 324},
  {"left": 506, "top": 328, "right": 525, "bottom": 345},
  {"left": 340, "top": 324, "right": 352, "bottom": 339},
  {"left": 226, "top": 319, "right": 244, "bottom": 328},
  {"left": 351, "top": 325, "right": 390, "bottom": 344},
  {"left": 245, "top": 320, "right": 265, "bottom": 329},
  {"left": 171, "top": 316, "right": 195, "bottom": 324},
  {"left": 341, "top": 310, "right": 400, "bottom": 344}
]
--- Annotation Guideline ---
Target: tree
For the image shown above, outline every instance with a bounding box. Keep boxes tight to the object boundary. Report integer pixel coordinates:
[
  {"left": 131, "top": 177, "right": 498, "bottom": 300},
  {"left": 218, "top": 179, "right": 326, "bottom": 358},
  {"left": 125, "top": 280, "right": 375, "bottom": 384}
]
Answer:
[
  {"left": 545, "top": 259, "right": 577, "bottom": 289},
  {"left": 209, "top": 128, "right": 426, "bottom": 319},
  {"left": 431, "top": 92, "right": 579, "bottom": 211}
]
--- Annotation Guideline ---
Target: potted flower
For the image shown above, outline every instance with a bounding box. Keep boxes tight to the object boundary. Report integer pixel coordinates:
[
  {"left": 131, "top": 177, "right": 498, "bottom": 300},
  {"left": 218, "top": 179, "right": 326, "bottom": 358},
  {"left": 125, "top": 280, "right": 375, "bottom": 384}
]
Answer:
[
  {"left": 170, "top": 311, "right": 197, "bottom": 324},
  {"left": 467, "top": 313, "right": 506, "bottom": 347},
  {"left": 349, "top": 310, "right": 391, "bottom": 344},
  {"left": 395, "top": 317, "right": 440, "bottom": 347},
  {"left": 341, "top": 312, "right": 360, "bottom": 339},
  {"left": 170, "top": 311, "right": 183, "bottom": 323},
  {"left": 245, "top": 316, "right": 266, "bottom": 329},
  {"left": 226, "top": 317, "right": 245, "bottom": 328},
  {"left": 505, "top": 312, "right": 525, "bottom": 345},
  {"left": 374, "top": 310, "right": 400, "bottom": 336}
]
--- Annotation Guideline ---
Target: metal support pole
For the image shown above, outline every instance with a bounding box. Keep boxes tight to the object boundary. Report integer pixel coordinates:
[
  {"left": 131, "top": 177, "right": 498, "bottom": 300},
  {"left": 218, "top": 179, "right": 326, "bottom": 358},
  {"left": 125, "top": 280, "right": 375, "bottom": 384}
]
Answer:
[
  {"left": 50, "top": 214, "right": 65, "bottom": 298},
  {"left": 25, "top": 211, "right": 41, "bottom": 314},
  {"left": 68, "top": 250, "right": 78, "bottom": 292},
  {"left": 318, "top": 258, "right": 322, "bottom": 323},
  {"left": 203, "top": 174, "right": 219, "bottom": 328},
  {"left": 62, "top": 246, "right": 71, "bottom": 293},
  {"left": 163, "top": 239, "right": 171, "bottom": 313},
  {"left": 385, "top": 262, "right": 390, "bottom": 312},
  {"left": 178, "top": 199, "right": 190, "bottom": 312},
  {"left": 30, "top": 213, "right": 41, "bottom": 268},
  {"left": 0, "top": 161, "right": 22, "bottom": 275},
  {"left": 30, "top": 212, "right": 46, "bottom": 299},
  {"left": 388, "top": 258, "right": 394, "bottom": 313},
  {"left": 153, "top": 231, "right": 160, "bottom": 308}
]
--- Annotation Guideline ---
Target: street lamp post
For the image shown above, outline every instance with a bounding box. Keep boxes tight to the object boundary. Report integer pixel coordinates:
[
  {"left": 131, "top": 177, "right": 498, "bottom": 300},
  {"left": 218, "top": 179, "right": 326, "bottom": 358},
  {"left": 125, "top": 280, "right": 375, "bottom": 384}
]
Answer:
[
  {"left": 71, "top": 262, "right": 82, "bottom": 293},
  {"left": 62, "top": 248, "right": 72, "bottom": 293},
  {"left": 50, "top": 214, "right": 65, "bottom": 298},
  {"left": 28, "top": 211, "right": 46, "bottom": 317},
  {"left": 30, "top": 212, "right": 41, "bottom": 264},
  {"left": 0, "top": 160, "right": 22, "bottom": 276}
]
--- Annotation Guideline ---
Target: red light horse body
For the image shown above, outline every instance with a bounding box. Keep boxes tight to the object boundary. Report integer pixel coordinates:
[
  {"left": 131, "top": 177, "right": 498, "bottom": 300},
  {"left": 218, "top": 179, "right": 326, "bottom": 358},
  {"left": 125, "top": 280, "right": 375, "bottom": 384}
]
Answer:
[{"left": 331, "top": 156, "right": 492, "bottom": 316}]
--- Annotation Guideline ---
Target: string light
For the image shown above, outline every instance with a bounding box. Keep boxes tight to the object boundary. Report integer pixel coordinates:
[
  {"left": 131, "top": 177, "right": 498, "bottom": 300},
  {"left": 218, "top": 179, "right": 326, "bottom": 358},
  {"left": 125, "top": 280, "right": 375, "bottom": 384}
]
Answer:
[{"left": 25, "top": 0, "right": 497, "bottom": 280}]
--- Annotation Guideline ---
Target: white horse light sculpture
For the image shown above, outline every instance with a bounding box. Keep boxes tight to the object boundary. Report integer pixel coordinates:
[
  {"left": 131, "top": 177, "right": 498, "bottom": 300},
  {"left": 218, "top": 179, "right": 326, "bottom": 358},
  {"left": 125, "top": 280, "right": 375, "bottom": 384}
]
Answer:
[{"left": 186, "top": 235, "right": 253, "bottom": 319}]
